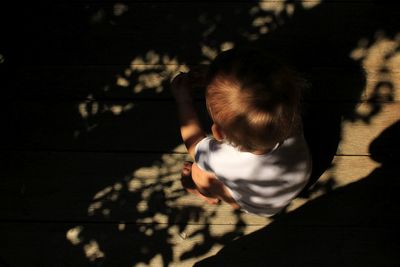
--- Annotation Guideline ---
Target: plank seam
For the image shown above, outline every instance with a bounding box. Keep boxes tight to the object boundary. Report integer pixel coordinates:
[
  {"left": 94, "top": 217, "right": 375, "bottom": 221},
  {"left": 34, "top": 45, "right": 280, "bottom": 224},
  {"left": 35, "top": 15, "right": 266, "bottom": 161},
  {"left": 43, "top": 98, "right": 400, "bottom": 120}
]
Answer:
[{"left": 1, "top": 148, "right": 373, "bottom": 157}]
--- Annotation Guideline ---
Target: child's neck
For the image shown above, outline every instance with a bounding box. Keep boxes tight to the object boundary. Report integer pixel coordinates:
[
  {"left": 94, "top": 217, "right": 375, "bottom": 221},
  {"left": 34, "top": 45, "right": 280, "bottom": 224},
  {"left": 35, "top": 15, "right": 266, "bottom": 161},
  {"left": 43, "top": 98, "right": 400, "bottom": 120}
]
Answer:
[
  {"left": 251, "top": 150, "right": 270, "bottom": 155},
  {"left": 249, "top": 143, "right": 281, "bottom": 155}
]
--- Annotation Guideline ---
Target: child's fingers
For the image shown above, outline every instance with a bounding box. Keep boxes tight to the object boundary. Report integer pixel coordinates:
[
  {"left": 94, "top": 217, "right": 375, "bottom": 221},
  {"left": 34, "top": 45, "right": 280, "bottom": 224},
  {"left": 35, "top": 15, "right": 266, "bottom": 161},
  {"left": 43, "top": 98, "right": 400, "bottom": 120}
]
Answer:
[
  {"left": 180, "top": 161, "right": 219, "bottom": 205},
  {"left": 183, "top": 161, "right": 193, "bottom": 168},
  {"left": 181, "top": 162, "right": 196, "bottom": 189},
  {"left": 182, "top": 167, "right": 190, "bottom": 176},
  {"left": 204, "top": 197, "right": 220, "bottom": 205},
  {"left": 182, "top": 161, "right": 192, "bottom": 176}
]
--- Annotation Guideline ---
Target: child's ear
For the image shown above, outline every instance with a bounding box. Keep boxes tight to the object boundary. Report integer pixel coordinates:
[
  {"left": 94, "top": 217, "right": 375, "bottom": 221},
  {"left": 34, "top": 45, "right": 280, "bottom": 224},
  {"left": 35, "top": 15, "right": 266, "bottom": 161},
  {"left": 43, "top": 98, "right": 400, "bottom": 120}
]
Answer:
[{"left": 211, "top": 124, "right": 225, "bottom": 142}]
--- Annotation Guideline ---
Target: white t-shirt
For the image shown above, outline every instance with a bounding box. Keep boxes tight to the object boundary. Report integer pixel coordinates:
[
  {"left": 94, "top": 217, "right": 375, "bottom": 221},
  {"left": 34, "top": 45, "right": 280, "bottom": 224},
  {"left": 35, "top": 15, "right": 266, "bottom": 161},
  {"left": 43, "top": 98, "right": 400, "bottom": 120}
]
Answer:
[{"left": 194, "top": 134, "right": 312, "bottom": 217}]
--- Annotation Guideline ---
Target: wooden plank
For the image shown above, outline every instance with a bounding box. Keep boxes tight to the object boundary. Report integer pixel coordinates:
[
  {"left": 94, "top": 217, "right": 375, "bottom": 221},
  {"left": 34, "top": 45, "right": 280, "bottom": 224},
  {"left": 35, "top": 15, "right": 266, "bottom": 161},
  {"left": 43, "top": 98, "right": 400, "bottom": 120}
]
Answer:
[
  {"left": 5, "top": 1, "right": 398, "bottom": 66},
  {"left": 1, "top": 155, "right": 398, "bottom": 266},
  {"left": 10, "top": 65, "right": 190, "bottom": 100},
  {"left": 2, "top": 220, "right": 399, "bottom": 267},
  {"left": 338, "top": 102, "right": 400, "bottom": 155},
  {"left": 0, "top": 149, "right": 269, "bottom": 225},
  {"left": 197, "top": 164, "right": 400, "bottom": 266},
  {"left": 10, "top": 66, "right": 400, "bottom": 101},
  {"left": 0, "top": 149, "right": 384, "bottom": 224},
  {"left": 196, "top": 226, "right": 400, "bottom": 267},
  {"left": 0, "top": 221, "right": 262, "bottom": 267},
  {"left": 8, "top": 99, "right": 189, "bottom": 152},
  {"left": 8, "top": 100, "right": 399, "bottom": 154}
]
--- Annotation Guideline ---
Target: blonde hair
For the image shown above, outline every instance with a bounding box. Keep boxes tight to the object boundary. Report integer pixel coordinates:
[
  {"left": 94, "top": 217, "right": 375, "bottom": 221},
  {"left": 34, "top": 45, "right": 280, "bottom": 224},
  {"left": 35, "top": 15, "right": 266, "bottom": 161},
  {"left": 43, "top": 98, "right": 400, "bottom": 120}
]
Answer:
[{"left": 206, "top": 47, "right": 306, "bottom": 152}]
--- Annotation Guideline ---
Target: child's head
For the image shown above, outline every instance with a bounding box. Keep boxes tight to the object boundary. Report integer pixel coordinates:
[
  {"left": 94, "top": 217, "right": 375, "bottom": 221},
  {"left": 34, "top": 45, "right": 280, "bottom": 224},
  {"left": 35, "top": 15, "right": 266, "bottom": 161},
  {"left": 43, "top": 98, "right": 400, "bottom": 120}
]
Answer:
[{"left": 205, "top": 47, "right": 306, "bottom": 152}]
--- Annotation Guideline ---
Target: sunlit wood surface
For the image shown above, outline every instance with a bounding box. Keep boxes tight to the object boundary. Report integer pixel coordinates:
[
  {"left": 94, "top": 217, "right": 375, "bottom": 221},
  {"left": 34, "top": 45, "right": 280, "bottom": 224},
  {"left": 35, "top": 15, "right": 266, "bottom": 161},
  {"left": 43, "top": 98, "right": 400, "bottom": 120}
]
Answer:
[{"left": 2, "top": 1, "right": 399, "bottom": 266}]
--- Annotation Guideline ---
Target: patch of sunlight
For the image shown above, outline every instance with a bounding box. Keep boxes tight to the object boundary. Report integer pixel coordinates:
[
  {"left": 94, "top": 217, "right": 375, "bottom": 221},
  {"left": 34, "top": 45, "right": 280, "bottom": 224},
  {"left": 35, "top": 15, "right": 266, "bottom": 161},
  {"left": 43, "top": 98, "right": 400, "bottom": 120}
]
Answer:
[
  {"left": 220, "top": 42, "right": 235, "bottom": 52},
  {"left": 136, "top": 200, "right": 148, "bottom": 213},
  {"left": 102, "top": 208, "right": 111, "bottom": 216},
  {"left": 84, "top": 240, "right": 105, "bottom": 261},
  {"left": 253, "top": 16, "right": 273, "bottom": 27},
  {"left": 118, "top": 222, "right": 126, "bottom": 231},
  {"left": 145, "top": 228, "right": 154, "bottom": 236},
  {"left": 286, "top": 2, "right": 296, "bottom": 16},
  {"left": 109, "top": 103, "right": 134, "bottom": 115},
  {"left": 116, "top": 76, "right": 130, "bottom": 87},
  {"left": 128, "top": 178, "right": 143, "bottom": 192},
  {"left": 258, "top": 1, "right": 285, "bottom": 14},
  {"left": 340, "top": 102, "right": 399, "bottom": 157},
  {"left": 114, "top": 182, "right": 123, "bottom": 191},
  {"left": 136, "top": 73, "right": 163, "bottom": 93},
  {"left": 309, "top": 155, "right": 382, "bottom": 202},
  {"left": 247, "top": 0, "right": 321, "bottom": 41},
  {"left": 78, "top": 95, "right": 100, "bottom": 120},
  {"left": 350, "top": 31, "right": 400, "bottom": 102},
  {"left": 200, "top": 42, "right": 236, "bottom": 63},
  {"left": 113, "top": 3, "right": 128, "bottom": 16},
  {"left": 93, "top": 186, "right": 113, "bottom": 200},
  {"left": 88, "top": 201, "right": 102, "bottom": 216},
  {"left": 66, "top": 226, "right": 84, "bottom": 245},
  {"left": 174, "top": 222, "right": 260, "bottom": 267},
  {"left": 201, "top": 44, "right": 219, "bottom": 60},
  {"left": 259, "top": 26, "right": 269, "bottom": 34},
  {"left": 136, "top": 254, "right": 163, "bottom": 267},
  {"left": 125, "top": 68, "right": 132, "bottom": 77},
  {"left": 77, "top": 51, "right": 190, "bottom": 124},
  {"left": 128, "top": 50, "right": 189, "bottom": 94},
  {"left": 77, "top": 95, "right": 134, "bottom": 128},
  {"left": 91, "top": 101, "right": 99, "bottom": 114},
  {"left": 68, "top": 144, "right": 261, "bottom": 266},
  {"left": 153, "top": 213, "right": 169, "bottom": 224},
  {"left": 301, "top": 0, "right": 321, "bottom": 10},
  {"left": 261, "top": 0, "right": 321, "bottom": 13},
  {"left": 132, "top": 166, "right": 162, "bottom": 180},
  {"left": 78, "top": 102, "right": 89, "bottom": 119}
]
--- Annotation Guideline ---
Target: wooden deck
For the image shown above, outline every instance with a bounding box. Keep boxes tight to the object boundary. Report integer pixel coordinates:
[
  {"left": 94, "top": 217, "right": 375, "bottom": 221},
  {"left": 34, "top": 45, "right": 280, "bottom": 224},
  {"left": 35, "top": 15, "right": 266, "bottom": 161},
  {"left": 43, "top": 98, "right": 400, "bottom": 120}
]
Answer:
[{"left": 1, "top": 1, "right": 400, "bottom": 266}]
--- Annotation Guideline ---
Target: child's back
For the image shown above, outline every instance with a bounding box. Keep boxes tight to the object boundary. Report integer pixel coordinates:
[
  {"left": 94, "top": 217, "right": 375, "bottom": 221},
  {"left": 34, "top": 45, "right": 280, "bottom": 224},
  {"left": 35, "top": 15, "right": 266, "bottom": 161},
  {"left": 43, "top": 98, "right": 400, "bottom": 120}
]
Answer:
[
  {"left": 195, "top": 133, "right": 311, "bottom": 216},
  {"left": 195, "top": 48, "right": 312, "bottom": 216},
  {"left": 172, "top": 47, "right": 312, "bottom": 217}
]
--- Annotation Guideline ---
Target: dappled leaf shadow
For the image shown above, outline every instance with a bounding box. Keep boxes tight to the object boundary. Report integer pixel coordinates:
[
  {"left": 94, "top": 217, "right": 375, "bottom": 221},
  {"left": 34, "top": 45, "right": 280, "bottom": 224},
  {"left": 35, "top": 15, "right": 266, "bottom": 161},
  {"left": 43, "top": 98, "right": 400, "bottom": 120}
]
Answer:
[{"left": 2, "top": 1, "right": 399, "bottom": 266}]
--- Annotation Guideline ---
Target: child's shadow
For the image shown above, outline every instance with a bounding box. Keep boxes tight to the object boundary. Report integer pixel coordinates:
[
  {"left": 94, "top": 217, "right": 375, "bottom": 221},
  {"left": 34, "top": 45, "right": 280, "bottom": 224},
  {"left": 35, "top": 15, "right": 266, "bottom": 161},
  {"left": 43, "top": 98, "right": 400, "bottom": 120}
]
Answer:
[
  {"left": 194, "top": 2, "right": 400, "bottom": 263},
  {"left": 248, "top": 2, "right": 398, "bottom": 196}
]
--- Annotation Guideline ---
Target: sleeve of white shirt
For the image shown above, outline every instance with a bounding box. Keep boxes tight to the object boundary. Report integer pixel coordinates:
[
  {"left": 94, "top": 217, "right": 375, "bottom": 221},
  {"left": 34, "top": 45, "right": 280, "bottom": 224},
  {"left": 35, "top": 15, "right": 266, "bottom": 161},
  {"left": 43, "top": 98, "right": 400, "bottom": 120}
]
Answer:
[{"left": 194, "top": 136, "right": 214, "bottom": 173}]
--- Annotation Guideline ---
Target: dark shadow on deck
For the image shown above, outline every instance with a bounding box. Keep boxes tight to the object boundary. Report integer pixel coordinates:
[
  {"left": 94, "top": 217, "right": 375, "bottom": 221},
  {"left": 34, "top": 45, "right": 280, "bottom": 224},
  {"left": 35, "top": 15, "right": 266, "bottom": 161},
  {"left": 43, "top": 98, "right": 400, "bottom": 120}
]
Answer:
[
  {"left": 1, "top": 1, "right": 399, "bottom": 266},
  {"left": 196, "top": 120, "right": 400, "bottom": 267}
]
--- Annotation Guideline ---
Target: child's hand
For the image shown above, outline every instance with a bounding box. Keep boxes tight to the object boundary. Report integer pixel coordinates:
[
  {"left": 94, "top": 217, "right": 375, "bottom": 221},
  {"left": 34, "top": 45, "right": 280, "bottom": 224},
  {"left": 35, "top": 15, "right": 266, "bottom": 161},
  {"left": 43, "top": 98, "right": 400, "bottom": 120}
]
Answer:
[
  {"left": 181, "top": 161, "right": 220, "bottom": 205},
  {"left": 171, "top": 66, "right": 208, "bottom": 102},
  {"left": 171, "top": 72, "right": 192, "bottom": 102},
  {"left": 187, "top": 65, "right": 208, "bottom": 88}
]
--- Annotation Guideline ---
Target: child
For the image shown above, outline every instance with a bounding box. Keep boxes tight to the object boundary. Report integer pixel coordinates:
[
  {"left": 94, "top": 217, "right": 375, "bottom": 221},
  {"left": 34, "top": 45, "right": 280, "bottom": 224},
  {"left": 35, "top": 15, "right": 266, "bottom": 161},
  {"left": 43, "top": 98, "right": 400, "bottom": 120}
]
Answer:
[{"left": 171, "top": 47, "right": 312, "bottom": 217}]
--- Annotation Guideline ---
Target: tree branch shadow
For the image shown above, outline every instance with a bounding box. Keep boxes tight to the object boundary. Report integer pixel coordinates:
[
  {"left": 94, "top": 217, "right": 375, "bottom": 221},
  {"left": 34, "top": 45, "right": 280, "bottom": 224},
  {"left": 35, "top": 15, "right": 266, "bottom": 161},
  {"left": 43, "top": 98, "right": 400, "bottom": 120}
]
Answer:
[{"left": 2, "top": 1, "right": 399, "bottom": 266}]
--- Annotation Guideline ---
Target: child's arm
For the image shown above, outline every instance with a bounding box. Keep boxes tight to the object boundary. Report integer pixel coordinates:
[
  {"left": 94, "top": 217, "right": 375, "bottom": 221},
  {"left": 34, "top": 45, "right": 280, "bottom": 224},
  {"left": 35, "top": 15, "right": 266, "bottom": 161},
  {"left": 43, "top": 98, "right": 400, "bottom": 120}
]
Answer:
[
  {"left": 171, "top": 72, "right": 206, "bottom": 159},
  {"left": 172, "top": 72, "right": 239, "bottom": 209},
  {"left": 191, "top": 163, "right": 241, "bottom": 209}
]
